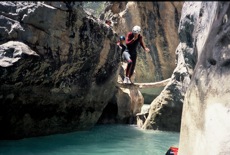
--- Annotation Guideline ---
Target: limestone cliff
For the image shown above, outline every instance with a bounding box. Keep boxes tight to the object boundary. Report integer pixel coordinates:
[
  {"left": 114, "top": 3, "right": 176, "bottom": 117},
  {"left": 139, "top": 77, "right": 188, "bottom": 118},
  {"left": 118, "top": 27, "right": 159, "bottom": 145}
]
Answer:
[
  {"left": 179, "top": 2, "right": 230, "bottom": 154},
  {"left": 0, "top": 1, "right": 120, "bottom": 139},
  {"left": 102, "top": 1, "right": 184, "bottom": 82}
]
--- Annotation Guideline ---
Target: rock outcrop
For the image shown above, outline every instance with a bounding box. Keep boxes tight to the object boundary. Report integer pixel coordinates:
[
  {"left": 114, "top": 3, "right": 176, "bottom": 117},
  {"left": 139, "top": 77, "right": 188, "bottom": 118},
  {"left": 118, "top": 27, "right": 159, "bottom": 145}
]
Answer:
[
  {"left": 179, "top": 2, "right": 230, "bottom": 154},
  {"left": 97, "top": 83, "right": 144, "bottom": 124},
  {"left": 0, "top": 1, "right": 120, "bottom": 139},
  {"left": 116, "top": 84, "right": 144, "bottom": 124}
]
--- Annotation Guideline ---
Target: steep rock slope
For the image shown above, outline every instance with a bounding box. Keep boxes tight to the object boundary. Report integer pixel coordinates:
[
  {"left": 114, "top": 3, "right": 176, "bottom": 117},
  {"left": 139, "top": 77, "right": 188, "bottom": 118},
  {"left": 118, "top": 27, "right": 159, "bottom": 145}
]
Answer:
[
  {"left": 179, "top": 2, "right": 230, "bottom": 154},
  {"left": 0, "top": 1, "right": 120, "bottom": 139}
]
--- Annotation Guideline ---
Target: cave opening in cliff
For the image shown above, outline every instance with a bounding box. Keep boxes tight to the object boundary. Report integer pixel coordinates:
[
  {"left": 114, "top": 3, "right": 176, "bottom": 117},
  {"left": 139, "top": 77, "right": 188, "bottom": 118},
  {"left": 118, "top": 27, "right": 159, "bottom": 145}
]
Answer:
[
  {"left": 97, "top": 102, "right": 118, "bottom": 124},
  {"left": 97, "top": 95, "right": 118, "bottom": 124}
]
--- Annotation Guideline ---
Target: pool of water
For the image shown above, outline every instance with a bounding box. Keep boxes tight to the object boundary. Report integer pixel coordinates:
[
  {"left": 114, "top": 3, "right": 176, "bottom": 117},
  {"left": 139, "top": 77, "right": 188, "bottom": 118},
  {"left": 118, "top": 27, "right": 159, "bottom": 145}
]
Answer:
[{"left": 0, "top": 124, "right": 179, "bottom": 155}]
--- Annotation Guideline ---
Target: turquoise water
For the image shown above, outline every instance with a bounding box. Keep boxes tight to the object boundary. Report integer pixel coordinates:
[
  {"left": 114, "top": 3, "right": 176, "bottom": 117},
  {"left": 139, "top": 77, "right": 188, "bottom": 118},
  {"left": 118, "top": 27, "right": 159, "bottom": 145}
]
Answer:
[{"left": 0, "top": 124, "right": 179, "bottom": 155}]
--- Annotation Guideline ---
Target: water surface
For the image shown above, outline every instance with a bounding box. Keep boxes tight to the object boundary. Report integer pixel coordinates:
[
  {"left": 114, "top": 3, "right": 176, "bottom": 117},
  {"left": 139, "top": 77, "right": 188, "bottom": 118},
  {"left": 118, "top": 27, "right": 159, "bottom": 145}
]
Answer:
[{"left": 0, "top": 124, "right": 179, "bottom": 155}]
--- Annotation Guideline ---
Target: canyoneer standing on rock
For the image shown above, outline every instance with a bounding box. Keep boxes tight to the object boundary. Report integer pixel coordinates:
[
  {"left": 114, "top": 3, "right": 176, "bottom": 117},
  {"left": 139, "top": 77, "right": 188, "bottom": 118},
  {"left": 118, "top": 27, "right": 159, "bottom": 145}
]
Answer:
[{"left": 123, "top": 25, "right": 150, "bottom": 84}]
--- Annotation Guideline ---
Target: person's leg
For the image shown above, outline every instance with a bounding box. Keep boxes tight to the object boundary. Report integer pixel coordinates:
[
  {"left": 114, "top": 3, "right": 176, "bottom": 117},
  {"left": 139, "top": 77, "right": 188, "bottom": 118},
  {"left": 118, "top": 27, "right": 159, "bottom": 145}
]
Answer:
[
  {"left": 127, "top": 63, "right": 132, "bottom": 76},
  {"left": 128, "top": 53, "right": 137, "bottom": 78},
  {"left": 123, "top": 56, "right": 133, "bottom": 84},
  {"left": 125, "top": 53, "right": 136, "bottom": 84},
  {"left": 123, "top": 51, "right": 132, "bottom": 63}
]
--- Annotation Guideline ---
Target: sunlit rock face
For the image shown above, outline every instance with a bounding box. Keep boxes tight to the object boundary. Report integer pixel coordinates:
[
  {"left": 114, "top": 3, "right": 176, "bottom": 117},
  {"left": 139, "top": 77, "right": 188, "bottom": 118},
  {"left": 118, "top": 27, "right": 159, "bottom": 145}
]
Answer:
[
  {"left": 97, "top": 82, "right": 144, "bottom": 125},
  {"left": 0, "top": 1, "right": 120, "bottom": 139},
  {"left": 116, "top": 85, "right": 144, "bottom": 124},
  {"left": 179, "top": 2, "right": 230, "bottom": 155},
  {"left": 102, "top": 2, "right": 184, "bottom": 82},
  {"left": 140, "top": 1, "right": 198, "bottom": 131}
]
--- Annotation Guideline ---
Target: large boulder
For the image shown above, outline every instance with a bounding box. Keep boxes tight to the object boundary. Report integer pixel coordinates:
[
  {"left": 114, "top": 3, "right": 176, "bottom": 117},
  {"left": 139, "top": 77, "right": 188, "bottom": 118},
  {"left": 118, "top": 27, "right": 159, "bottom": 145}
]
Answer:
[
  {"left": 97, "top": 82, "right": 144, "bottom": 125},
  {"left": 0, "top": 1, "right": 120, "bottom": 139}
]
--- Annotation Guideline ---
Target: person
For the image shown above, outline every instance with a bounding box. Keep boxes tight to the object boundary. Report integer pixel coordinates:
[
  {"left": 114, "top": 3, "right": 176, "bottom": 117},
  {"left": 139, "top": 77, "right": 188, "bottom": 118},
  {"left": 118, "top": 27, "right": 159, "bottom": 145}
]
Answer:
[
  {"left": 117, "top": 35, "right": 132, "bottom": 64},
  {"left": 165, "top": 146, "right": 178, "bottom": 155},
  {"left": 123, "top": 25, "right": 150, "bottom": 84}
]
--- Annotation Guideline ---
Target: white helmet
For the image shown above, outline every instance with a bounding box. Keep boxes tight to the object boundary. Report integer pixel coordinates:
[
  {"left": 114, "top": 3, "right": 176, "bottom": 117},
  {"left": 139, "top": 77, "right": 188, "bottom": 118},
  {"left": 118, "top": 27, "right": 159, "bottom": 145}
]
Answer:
[{"left": 132, "top": 25, "right": 141, "bottom": 34}]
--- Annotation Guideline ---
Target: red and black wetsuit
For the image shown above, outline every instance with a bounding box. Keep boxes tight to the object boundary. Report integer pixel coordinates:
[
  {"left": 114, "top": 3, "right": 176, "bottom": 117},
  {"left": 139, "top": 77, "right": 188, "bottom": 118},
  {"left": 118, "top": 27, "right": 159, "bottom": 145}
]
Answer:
[{"left": 125, "top": 32, "right": 145, "bottom": 78}]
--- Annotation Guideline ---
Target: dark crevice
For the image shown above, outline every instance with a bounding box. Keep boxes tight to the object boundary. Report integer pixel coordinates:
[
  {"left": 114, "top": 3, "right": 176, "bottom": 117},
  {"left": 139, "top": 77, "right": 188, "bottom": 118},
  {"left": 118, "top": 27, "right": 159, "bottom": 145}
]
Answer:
[
  {"left": 221, "top": 59, "right": 230, "bottom": 67},
  {"left": 208, "top": 58, "right": 217, "bottom": 66}
]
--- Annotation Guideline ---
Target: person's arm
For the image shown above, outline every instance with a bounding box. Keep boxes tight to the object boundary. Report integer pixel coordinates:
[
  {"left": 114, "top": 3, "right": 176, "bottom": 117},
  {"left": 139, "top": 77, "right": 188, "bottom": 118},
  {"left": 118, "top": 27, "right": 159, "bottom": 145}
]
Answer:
[
  {"left": 139, "top": 35, "right": 145, "bottom": 49},
  {"left": 139, "top": 35, "right": 150, "bottom": 52},
  {"left": 117, "top": 41, "right": 124, "bottom": 50},
  {"left": 126, "top": 32, "right": 135, "bottom": 45}
]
